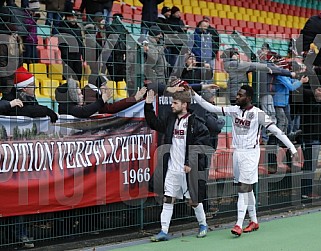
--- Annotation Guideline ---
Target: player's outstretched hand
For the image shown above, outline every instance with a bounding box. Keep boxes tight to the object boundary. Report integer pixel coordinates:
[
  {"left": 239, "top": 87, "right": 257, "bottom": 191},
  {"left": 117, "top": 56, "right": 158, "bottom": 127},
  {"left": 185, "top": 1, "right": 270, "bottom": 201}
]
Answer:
[
  {"left": 290, "top": 151, "right": 298, "bottom": 159},
  {"left": 145, "top": 90, "right": 155, "bottom": 104}
]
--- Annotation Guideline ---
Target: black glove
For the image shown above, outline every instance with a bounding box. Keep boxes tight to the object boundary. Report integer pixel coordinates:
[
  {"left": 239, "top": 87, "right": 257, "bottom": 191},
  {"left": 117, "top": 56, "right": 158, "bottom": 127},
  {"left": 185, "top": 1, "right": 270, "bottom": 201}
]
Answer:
[{"left": 46, "top": 108, "right": 58, "bottom": 123}]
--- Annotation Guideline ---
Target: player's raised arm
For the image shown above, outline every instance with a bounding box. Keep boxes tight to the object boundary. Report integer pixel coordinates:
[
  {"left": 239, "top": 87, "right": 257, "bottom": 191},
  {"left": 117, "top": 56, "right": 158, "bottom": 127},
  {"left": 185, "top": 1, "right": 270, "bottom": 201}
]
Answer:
[
  {"left": 266, "top": 123, "right": 297, "bottom": 156},
  {"left": 192, "top": 91, "right": 224, "bottom": 114}
]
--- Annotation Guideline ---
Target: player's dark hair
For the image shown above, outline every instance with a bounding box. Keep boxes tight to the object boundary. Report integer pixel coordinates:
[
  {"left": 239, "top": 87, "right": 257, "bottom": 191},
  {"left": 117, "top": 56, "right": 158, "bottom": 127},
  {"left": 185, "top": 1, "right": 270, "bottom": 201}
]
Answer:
[
  {"left": 240, "top": 85, "right": 254, "bottom": 100},
  {"left": 172, "top": 91, "right": 191, "bottom": 105}
]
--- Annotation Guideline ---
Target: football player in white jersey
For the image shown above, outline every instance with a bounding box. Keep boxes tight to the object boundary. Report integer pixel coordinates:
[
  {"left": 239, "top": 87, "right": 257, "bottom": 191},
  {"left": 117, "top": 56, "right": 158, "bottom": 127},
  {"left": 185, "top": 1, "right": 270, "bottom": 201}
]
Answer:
[
  {"left": 192, "top": 85, "right": 298, "bottom": 236},
  {"left": 145, "top": 90, "right": 211, "bottom": 241}
]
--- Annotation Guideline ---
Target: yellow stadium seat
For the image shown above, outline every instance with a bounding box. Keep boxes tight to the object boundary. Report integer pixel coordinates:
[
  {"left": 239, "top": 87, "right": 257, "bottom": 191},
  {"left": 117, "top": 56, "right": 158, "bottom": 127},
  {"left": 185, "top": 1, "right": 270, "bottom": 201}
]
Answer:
[
  {"left": 183, "top": 5, "right": 193, "bottom": 13},
  {"left": 164, "top": 0, "right": 172, "bottom": 6},
  {"left": 274, "top": 13, "right": 281, "bottom": 20},
  {"left": 191, "top": 1, "right": 198, "bottom": 7},
  {"left": 182, "top": 0, "right": 191, "bottom": 6},
  {"left": 287, "top": 16, "right": 293, "bottom": 22},
  {"left": 210, "top": 9, "right": 218, "bottom": 17},
  {"left": 257, "top": 16, "right": 265, "bottom": 24},
  {"left": 29, "top": 63, "right": 60, "bottom": 99},
  {"left": 242, "top": 14, "right": 250, "bottom": 22},
  {"left": 231, "top": 6, "right": 238, "bottom": 13},
  {"left": 48, "top": 64, "right": 65, "bottom": 84},
  {"left": 124, "top": 0, "right": 133, "bottom": 6},
  {"left": 260, "top": 11, "right": 268, "bottom": 18},
  {"left": 202, "top": 8, "right": 210, "bottom": 16},
  {"left": 286, "top": 20, "right": 294, "bottom": 27},
  {"left": 271, "top": 19, "right": 279, "bottom": 26},
  {"left": 265, "top": 17, "right": 273, "bottom": 25},
  {"left": 246, "top": 9, "right": 253, "bottom": 16},
  {"left": 207, "top": 2, "right": 214, "bottom": 9},
  {"left": 279, "top": 20, "right": 286, "bottom": 27},
  {"left": 214, "top": 73, "right": 228, "bottom": 89},
  {"left": 218, "top": 10, "right": 227, "bottom": 19},
  {"left": 23, "top": 63, "right": 28, "bottom": 71},
  {"left": 251, "top": 16, "right": 258, "bottom": 23},
  {"left": 253, "top": 10, "right": 260, "bottom": 17},
  {"left": 227, "top": 12, "right": 235, "bottom": 20},
  {"left": 193, "top": 7, "right": 201, "bottom": 15},
  {"left": 238, "top": 7, "right": 246, "bottom": 15},
  {"left": 214, "top": 3, "right": 223, "bottom": 11},
  {"left": 133, "top": 0, "right": 142, "bottom": 7},
  {"left": 172, "top": 0, "right": 182, "bottom": 6},
  {"left": 223, "top": 5, "right": 230, "bottom": 12},
  {"left": 106, "top": 81, "right": 118, "bottom": 103},
  {"left": 199, "top": 1, "right": 207, "bottom": 8},
  {"left": 80, "top": 65, "right": 91, "bottom": 88},
  {"left": 117, "top": 81, "right": 128, "bottom": 99}
]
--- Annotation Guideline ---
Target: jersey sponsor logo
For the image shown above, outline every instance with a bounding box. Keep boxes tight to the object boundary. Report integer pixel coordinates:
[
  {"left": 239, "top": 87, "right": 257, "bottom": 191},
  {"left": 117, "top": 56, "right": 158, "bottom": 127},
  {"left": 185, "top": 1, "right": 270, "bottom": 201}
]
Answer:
[
  {"left": 235, "top": 117, "right": 251, "bottom": 127},
  {"left": 173, "top": 129, "right": 185, "bottom": 139}
]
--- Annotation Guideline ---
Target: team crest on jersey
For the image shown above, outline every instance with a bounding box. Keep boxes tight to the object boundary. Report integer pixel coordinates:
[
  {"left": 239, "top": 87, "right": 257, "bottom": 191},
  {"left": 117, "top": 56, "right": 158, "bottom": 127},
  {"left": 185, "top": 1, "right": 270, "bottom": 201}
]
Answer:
[
  {"left": 247, "top": 112, "right": 254, "bottom": 120},
  {"left": 183, "top": 122, "right": 188, "bottom": 128}
]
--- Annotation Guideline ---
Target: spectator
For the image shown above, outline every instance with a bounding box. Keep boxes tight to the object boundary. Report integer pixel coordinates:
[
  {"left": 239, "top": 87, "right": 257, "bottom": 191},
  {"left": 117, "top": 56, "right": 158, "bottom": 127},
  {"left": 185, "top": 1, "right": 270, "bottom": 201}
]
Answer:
[
  {"left": 297, "top": 79, "right": 321, "bottom": 199},
  {"left": 80, "top": 0, "right": 104, "bottom": 22},
  {"left": 139, "top": 0, "right": 164, "bottom": 35},
  {"left": 203, "top": 16, "right": 219, "bottom": 69},
  {"left": 181, "top": 52, "right": 213, "bottom": 85},
  {"left": 106, "top": 13, "right": 128, "bottom": 84},
  {"left": 23, "top": 1, "right": 40, "bottom": 64},
  {"left": 2, "top": 66, "right": 58, "bottom": 122},
  {"left": 164, "top": 6, "right": 187, "bottom": 69},
  {"left": 257, "top": 44, "right": 286, "bottom": 144},
  {"left": 155, "top": 6, "right": 171, "bottom": 32},
  {"left": 145, "top": 90, "right": 210, "bottom": 241},
  {"left": 44, "top": 0, "right": 66, "bottom": 35},
  {"left": 103, "top": 0, "right": 114, "bottom": 24},
  {"left": 144, "top": 25, "right": 168, "bottom": 93},
  {"left": 272, "top": 61, "right": 309, "bottom": 134},
  {"left": 58, "top": 10, "right": 84, "bottom": 82},
  {"left": 0, "top": 33, "right": 24, "bottom": 99},
  {"left": 82, "top": 74, "right": 147, "bottom": 113},
  {"left": 55, "top": 78, "right": 111, "bottom": 118},
  {"left": 191, "top": 20, "right": 213, "bottom": 68},
  {"left": 221, "top": 48, "right": 292, "bottom": 105}
]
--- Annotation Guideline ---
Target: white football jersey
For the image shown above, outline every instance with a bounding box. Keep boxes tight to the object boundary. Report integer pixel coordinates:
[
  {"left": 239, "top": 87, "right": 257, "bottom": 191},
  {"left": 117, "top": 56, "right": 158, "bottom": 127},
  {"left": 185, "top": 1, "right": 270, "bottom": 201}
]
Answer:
[
  {"left": 222, "top": 105, "right": 274, "bottom": 149},
  {"left": 168, "top": 113, "right": 191, "bottom": 172}
]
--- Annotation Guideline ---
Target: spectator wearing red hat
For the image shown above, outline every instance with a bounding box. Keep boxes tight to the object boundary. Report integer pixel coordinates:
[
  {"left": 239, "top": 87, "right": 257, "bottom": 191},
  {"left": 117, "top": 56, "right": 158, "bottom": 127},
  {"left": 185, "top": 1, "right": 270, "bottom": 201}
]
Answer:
[{"left": 1, "top": 66, "right": 58, "bottom": 122}]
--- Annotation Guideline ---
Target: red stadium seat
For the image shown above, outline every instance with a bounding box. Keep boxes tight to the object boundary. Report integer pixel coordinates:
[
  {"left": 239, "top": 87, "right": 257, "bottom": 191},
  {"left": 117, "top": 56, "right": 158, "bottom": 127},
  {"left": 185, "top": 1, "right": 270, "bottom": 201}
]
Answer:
[
  {"left": 187, "top": 20, "right": 197, "bottom": 28},
  {"left": 122, "top": 5, "right": 132, "bottom": 14},
  {"left": 213, "top": 17, "right": 222, "bottom": 25},
  {"left": 195, "top": 14, "right": 203, "bottom": 23},
  {"left": 185, "top": 13, "right": 195, "bottom": 22},
  {"left": 247, "top": 22, "right": 255, "bottom": 29},
  {"left": 250, "top": 28, "right": 259, "bottom": 35},
  {"left": 112, "top": 3, "right": 121, "bottom": 14},
  {"left": 133, "top": 14, "right": 141, "bottom": 21},
  {"left": 221, "top": 18, "right": 230, "bottom": 26},
  {"left": 230, "top": 19, "right": 238, "bottom": 27},
  {"left": 238, "top": 20, "right": 247, "bottom": 28},
  {"left": 255, "top": 22, "right": 263, "bottom": 30},
  {"left": 38, "top": 48, "right": 57, "bottom": 65},
  {"left": 215, "top": 24, "right": 225, "bottom": 33},
  {"left": 73, "top": 0, "right": 81, "bottom": 10},
  {"left": 270, "top": 25, "right": 278, "bottom": 33},
  {"left": 234, "top": 26, "right": 243, "bottom": 33}
]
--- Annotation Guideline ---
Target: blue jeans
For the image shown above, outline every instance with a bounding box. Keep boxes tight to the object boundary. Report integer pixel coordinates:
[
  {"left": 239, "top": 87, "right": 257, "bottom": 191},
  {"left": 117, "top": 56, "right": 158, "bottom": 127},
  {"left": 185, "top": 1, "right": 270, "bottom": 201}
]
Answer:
[{"left": 45, "top": 12, "right": 62, "bottom": 35}]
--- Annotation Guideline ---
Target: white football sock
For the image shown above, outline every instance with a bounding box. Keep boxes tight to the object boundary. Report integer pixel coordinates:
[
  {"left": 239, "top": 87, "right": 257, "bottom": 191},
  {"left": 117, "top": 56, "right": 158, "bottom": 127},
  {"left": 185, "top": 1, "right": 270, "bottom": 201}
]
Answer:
[
  {"left": 160, "top": 203, "right": 174, "bottom": 234},
  {"left": 193, "top": 203, "right": 207, "bottom": 226},
  {"left": 236, "top": 192, "right": 249, "bottom": 228},
  {"left": 248, "top": 190, "right": 258, "bottom": 223}
]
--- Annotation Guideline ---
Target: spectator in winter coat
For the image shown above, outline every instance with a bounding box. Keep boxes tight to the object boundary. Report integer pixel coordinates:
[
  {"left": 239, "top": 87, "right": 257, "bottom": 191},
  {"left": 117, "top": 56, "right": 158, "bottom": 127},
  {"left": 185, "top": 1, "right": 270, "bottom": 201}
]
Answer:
[
  {"left": 44, "top": 0, "right": 66, "bottom": 35},
  {"left": 155, "top": 6, "right": 171, "bottom": 32},
  {"left": 2, "top": 66, "right": 58, "bottom": 122},
  {"left": 139, "top": 0, "right": 164, "bottom": 34},
  {"left": 57, "top": 10, "right": 85, "bottom": 81},
  {"left": 23, "top": 2, "right": 40, "bottom": 64}
]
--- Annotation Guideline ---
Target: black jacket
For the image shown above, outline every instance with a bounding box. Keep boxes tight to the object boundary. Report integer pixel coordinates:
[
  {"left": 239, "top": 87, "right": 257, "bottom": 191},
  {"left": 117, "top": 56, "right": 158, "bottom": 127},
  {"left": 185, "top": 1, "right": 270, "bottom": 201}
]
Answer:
[
  {"left": 58, "top": 20, "right": 84, "bottom": 60},
  {"left": 300, "top": 15, "right": 321, "bottom": 66},
  {"left": 57, "top": 99, "right": 105, "bottom": 118},
  {"left": 2, "top": 89, "right": 58, "bottom": 122},
  {"left": 144, "top": 102, "right": 210, "bottom": 203},
  {"left": 139, "top": 0, "right": 164, "bottom": 23}
]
